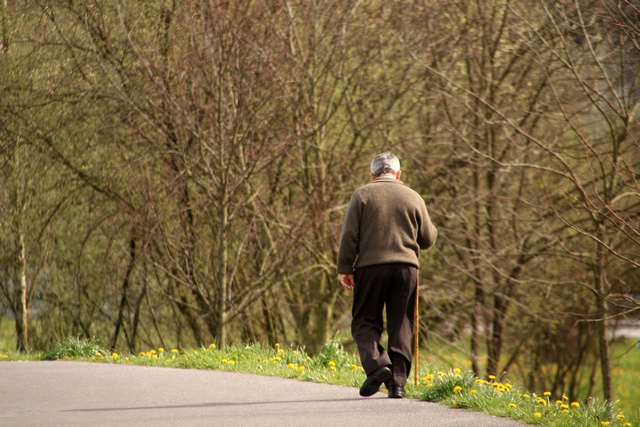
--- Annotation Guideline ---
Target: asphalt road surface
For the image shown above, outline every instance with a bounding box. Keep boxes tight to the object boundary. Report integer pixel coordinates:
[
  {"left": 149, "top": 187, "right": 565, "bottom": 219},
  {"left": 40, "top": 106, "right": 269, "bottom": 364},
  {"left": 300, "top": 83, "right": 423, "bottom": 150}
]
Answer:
[{"left": 0, "top": 361, "right": 530, "bottom": 426}]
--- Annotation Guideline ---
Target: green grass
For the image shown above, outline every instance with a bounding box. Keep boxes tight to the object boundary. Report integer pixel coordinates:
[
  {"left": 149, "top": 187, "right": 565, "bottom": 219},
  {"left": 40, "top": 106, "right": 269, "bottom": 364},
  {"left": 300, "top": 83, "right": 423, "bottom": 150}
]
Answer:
[{"left": 2, "top": 336, "right": 638, "bottom": 427}]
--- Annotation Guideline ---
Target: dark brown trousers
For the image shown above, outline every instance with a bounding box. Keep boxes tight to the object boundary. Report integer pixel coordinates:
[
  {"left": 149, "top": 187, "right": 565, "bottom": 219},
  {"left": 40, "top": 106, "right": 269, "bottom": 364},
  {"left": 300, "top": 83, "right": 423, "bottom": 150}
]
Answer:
[{"left": 352, "top": 263, "right": 417, "bottom": 387}]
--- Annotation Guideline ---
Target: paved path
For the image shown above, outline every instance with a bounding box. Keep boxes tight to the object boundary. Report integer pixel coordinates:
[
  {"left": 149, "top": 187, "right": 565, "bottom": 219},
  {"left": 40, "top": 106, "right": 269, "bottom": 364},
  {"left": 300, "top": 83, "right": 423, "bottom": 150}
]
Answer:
[{"left": 0, "top": 361, "right": 529, "bottom": 426}]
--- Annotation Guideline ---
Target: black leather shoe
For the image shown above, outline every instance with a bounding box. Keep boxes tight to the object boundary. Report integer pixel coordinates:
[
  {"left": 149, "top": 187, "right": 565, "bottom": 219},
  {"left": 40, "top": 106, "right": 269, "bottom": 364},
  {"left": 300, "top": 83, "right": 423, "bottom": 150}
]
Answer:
[
  {"left": 388, "top": 385, "right": 405, "bottom": 399},
  {"left": 359, "top": 366, "right": 392, "bottom": 397}
]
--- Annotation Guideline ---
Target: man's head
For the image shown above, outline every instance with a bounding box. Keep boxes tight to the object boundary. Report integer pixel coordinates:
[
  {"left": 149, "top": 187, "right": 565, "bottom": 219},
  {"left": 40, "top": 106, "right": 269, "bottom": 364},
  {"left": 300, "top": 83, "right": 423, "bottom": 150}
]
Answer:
[{"left": 370, "top": 152, "right": 401, "bottom": 177}]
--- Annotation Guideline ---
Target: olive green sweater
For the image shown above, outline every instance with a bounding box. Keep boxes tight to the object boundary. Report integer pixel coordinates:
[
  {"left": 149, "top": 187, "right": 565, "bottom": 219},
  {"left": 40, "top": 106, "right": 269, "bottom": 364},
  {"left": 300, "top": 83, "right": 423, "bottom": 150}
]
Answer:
[{"left": 337, "top": 176, "right": 437, "bottom": 274}]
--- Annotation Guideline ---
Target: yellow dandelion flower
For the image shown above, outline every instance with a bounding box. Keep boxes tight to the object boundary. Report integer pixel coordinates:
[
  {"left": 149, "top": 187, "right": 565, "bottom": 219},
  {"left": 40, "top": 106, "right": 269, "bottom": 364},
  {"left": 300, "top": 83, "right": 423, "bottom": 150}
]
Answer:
[
  {"left": 601, "top": 422, "right": 610, "bottom": 426},
  {"left": 330, "top": 366, "right": 337, "bottom": 372},
  {"left": 151, "top": 354, "right": 158, "bottom": 359},
  {"left": 521, "top": 394, "right": 530, "bottom": 399},
  {"left": 422, "top": 374, "right": 434, "bottom": 382},
  {"left": 139, "top": 352, "right": 146, "bottom": 356},
  {"left": 278, "top": 349, "right": 284, "bottom": 354},
  {"left": 622, "top": 423, "right": 631, "bottom": 427},
  {"left": 149, "top": 349, "right": 157, "bottom": 354},
  {"left": 509, "top": 403, "right": 516, "bottom": 408},
  {"left": 275, "top": 343, "right": 280, "bottom": 347},
  {"left": 560, "top": 404, "right": 569, "bottom": 410},
  {"left": 171, "top": 348, "right": 179, "bottom": 353},
  {"left": 111, "top": 352, "right": 119, "bottom": 359},
  {"left": 209, "top": 343, "right": 217, "bottom": 349},
  {"left": 287, "top": 363, "right": 294, "bottom": 369},
  {"left": 617, "top": 415, "right": 624, "bottom": 421},
  {"left": 556, "top": 400, "right": 562, "bottom": 405},
  {"left": 488, "top": 375, "right": 496, "bottom": 380},
  {"left": 537, "top": 398, "right": 547, "bottom": 406},
  {"left": 453, "top": 386, "right": 462, "bottom": 393},
  {"left": 561, "top": 409, "right": 569, "bottom": 414},
  {"left": 543, "top": 391, "right": 551, "bottom": 397},
  {"left": 227, "top": 360, "right": 235, "bottom": 365},
  {"left": 292, "top": 350, "right": 298, "bottom": 354},
  {"left": 298, "top": 366, "right": 305, "bottom": 371},
  {"left": 453, "top": 368, "right": 461, "bottom": 373},
  {"left": 562, "top": 394, "right": 569, "bottom": 401},
  {"left": 158, "top": 348, "right": 165, "bottom": 353},
  {"left": 571, "top": 402, "right": 580, "bottom": 408},
  {"left": 470, "top": 389, "right": 477, "bottom": 394},
  {"left": 533, "top": 412, "right": 542, "bottom": 418},
  {"left": 328, "top": 361, "right": 336, "bottom": 367}
]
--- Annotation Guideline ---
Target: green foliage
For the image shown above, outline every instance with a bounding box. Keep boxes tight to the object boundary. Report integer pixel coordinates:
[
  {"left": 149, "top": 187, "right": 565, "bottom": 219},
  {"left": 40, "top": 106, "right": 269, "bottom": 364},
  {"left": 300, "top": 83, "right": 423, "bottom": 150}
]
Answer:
[{"left": 43, "top": 337, "right": 109, "bottom": 360}]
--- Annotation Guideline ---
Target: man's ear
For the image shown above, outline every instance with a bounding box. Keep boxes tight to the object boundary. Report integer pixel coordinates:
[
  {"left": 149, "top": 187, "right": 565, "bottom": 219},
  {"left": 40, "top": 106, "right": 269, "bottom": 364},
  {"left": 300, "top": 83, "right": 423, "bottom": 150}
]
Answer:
[
  {"left": 396, "top": 171, "right": 402, "bottom": 180},
  {"left": 370, "top": 173, "right": 376, "bottom": 181}
]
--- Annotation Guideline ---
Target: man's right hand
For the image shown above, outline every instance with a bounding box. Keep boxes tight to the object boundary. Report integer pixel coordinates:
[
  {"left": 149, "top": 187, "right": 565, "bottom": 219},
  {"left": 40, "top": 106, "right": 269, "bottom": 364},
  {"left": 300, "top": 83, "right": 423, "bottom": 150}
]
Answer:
[{"left": 339, "top": 274, "right": 355, "bottom": 291}]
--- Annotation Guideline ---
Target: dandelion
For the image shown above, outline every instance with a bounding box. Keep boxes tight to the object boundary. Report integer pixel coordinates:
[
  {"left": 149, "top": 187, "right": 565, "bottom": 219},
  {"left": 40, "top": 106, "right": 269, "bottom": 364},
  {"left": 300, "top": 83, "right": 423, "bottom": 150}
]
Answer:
[
  {"left": 287, "top": 363, "right": 294, "bottom": 369},
  {"left": 622, "top": 423, "right": 631, "bottom": 427},
  {"left": 158, "top": 348, "right": 165, "bottom": 353},
  {"left": 600, "top": 422, "right": 610, "bottom": 426},
  {"left": 292, "top": 350, "right": 298, "bottom": 354},
  {"left": 278, "top": 349, "right": 285, "bottom": 355},
  {"left": 508, "top": 403, "right": 516, "bottom": 408},
  {"left": 328, "top": 361, "right": 336, "bottom": 367},
  {"left": 562, "top": 394, "right": 569, "bottom": 401},
  {"left": 422, "top": 374, "right": 434, "bottom": 382},
  {"left": 454, "top": 368, "right": 461, "bottom": 373},
  {"left": 533, "top": 412, "right": 542, "bottom": 418},
  {"left": 209, "top": 343, "right": 216, "bottom": 349},
  {"left": 111, "top": 352, "right": 119, "bottom": 359},
  {"left": 537, "top": 398, "right": 547, "bottom": 406},
  {"left": 543, "top": 391, "right": 551, "bottom": 397},
  {"left": 488, "top": 375, "right": 496, "bottom": 380},
  {"left": 330, "top": 366, "right": 337, "bottom": 372},
  {"left": 298, "top": 366, "right": 305, "bottom": 371},
  {"left": 521, "top": 393, "right": 530, "bottom": 399},
  {"left": 560, "top": 404, "right": 569, "bottom": 410},
  {"left": 617, "top": 415, "right": 625, "bottom": 421},
  {"left": 571, "top": 402, "right": 580, "bottom": 408},
  {"left": 470, "top": 389, "right": 477, "bottom": 394},
  {"left": 453, "top": 386, "right": 462, "bottom": 393},
  {"left": 171, "top": 348, "right": 179, "bottom": 354}
]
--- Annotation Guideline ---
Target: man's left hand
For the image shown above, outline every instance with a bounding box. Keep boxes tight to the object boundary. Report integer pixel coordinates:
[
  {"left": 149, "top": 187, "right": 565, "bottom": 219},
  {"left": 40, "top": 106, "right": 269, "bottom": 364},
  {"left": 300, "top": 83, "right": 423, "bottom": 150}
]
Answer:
[{"left": 339, "top": 274, "right": 354, "bottom": 291}]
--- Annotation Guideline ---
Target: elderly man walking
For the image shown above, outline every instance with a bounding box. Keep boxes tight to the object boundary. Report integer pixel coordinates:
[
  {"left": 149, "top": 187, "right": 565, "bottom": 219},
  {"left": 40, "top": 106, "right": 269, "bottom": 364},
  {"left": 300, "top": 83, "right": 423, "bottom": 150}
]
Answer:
[{"left": 337, "top": 152, "right": 438, "bottom": 399}]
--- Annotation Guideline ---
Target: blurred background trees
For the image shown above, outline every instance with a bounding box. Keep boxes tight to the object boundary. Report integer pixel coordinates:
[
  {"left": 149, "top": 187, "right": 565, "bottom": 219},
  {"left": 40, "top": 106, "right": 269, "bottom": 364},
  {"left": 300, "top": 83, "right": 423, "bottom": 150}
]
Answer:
[{"left": 1, "top": 0, "right": 638, "bottom": 405}]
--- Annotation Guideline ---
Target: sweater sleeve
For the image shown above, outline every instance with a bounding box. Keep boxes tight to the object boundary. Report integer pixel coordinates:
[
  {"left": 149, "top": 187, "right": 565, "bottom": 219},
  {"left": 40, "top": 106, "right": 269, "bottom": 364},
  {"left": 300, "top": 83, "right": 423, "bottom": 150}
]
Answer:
[
  {"left": 417, "top": 201, "right": 438, "bottom": 250},
  {"left": 336, "top": 194, "right": 361, "bottom": 274}
]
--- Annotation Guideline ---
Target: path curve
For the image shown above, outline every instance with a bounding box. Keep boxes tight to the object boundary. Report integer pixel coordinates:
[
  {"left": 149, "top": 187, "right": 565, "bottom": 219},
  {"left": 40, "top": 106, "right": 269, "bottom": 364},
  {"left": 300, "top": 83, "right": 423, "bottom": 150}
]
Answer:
[{"left": 0, "top": 361, "right": 530, "bottom": 426}]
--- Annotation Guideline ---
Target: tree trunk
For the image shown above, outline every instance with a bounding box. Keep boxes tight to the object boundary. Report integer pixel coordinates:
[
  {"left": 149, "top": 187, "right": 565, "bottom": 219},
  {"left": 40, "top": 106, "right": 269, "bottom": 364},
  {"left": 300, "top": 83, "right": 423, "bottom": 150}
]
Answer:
[{"left": 15, "top": 230, "right": 28, "bottom": 353}]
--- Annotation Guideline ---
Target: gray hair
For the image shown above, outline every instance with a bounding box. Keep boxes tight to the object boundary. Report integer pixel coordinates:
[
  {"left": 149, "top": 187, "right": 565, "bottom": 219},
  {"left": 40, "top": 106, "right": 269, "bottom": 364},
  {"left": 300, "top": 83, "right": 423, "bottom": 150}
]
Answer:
[{"left": 370, "top": 152, "right": 400, "bottom": 176}]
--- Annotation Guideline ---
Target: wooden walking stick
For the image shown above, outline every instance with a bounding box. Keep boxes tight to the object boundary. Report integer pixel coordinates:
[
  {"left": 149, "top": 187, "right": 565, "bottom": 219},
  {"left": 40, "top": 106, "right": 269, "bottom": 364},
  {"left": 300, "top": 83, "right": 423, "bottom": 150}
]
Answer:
[{"left": 413, "top": 273, "right": 420, "bottom": 386}]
